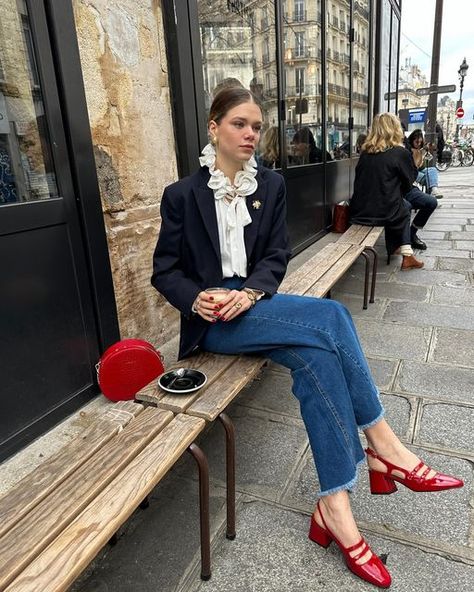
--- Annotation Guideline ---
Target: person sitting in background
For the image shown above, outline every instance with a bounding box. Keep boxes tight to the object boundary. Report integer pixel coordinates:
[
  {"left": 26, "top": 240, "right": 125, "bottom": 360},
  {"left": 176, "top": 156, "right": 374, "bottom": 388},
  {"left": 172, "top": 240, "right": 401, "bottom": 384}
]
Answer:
[
  {"left": 408, "top": 129, "right": 443, "bottom": 198},
  {"left": 355, "top": 133, "right": 367, "bottom": 154},
  {"left": 291, "top": 127, "right": 331, "bottom": 164},
  {"left": 258, "top": 126, "right": 280, "bottom": 169},
  {"left": 350, "top": 113, "right": 424, "bottom": 270},
  {"left": 401, "top": 130, "right": 439, "bottom": 250}
]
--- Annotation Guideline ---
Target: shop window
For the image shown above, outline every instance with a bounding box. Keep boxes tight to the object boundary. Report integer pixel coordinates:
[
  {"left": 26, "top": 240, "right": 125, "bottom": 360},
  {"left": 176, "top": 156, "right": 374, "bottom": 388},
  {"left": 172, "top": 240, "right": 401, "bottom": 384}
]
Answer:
[
  {"left": 0, "top": 0, "right": 58, "bottom": 204},
  {"left": 285, "top": 3, "right": 323, "bottom": 166},
  {"left": 198, "top": 1, "right": 280, "bottom": 168}
]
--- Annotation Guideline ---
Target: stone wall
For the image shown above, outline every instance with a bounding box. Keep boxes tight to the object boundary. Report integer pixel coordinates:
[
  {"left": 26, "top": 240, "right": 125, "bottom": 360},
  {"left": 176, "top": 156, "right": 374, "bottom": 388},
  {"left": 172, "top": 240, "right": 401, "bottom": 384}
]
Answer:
[{"left": 72, "top": 0, "right": 180, "bottom": 347}]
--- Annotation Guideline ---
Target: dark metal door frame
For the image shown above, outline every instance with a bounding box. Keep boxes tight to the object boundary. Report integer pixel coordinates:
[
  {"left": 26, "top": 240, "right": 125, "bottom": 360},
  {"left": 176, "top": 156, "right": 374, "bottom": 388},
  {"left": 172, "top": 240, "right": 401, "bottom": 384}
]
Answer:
[{"left": 45, "top": 0, "right": 120, "bottom": 350}]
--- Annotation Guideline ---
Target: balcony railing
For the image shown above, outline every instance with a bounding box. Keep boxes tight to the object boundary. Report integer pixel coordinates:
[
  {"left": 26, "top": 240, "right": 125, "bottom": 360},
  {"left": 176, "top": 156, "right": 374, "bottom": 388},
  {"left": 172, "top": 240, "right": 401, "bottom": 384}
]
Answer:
[
  {"left": 354, "top": 1, "right": 369, "bottom": 20},
  {"left": 327, "top": 83, "right": 350, "bottom": 98},
  {"left": 286, "top": 83, "right": 322, "bottom": 97}
]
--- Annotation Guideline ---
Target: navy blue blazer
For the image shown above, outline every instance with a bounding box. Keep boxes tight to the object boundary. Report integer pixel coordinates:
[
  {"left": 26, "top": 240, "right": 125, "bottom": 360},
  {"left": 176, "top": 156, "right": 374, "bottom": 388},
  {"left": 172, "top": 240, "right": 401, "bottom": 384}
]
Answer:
[{"left": 151, "top": 165, "right": 291, "bottom": 359}]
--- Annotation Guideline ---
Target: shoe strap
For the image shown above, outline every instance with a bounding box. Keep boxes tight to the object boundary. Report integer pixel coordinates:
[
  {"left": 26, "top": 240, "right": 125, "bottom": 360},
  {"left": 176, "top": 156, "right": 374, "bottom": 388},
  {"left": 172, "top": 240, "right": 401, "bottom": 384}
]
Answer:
[
  {"left": 346, "top": 538, "right": 367, "bottom": 559},
  {"left": 366, "top": 447, "right": 410, "bottom": 479},
  {"left": 409, "top": 462, "right": 433, "bottom": 480}
]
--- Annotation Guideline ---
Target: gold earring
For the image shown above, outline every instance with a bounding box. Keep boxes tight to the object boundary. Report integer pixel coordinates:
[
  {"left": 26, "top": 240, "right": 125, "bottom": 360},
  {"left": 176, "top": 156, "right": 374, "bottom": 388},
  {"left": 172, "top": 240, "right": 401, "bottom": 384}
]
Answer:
[{"left": 211, "top": 136, "right": 217, "bottom": 146}]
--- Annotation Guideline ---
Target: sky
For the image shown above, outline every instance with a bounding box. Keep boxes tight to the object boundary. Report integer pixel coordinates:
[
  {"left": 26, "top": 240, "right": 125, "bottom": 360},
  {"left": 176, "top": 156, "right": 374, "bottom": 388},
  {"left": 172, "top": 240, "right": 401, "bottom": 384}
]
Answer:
[{"left": 400, "top": 0, "right": 474, "bottom": 123}]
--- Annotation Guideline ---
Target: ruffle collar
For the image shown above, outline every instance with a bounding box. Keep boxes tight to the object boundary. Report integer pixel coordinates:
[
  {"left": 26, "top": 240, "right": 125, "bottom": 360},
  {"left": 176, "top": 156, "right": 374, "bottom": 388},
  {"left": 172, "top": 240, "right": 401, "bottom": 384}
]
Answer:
[{"left": 199, "top": 143, "right": 258, "bottom": 200}]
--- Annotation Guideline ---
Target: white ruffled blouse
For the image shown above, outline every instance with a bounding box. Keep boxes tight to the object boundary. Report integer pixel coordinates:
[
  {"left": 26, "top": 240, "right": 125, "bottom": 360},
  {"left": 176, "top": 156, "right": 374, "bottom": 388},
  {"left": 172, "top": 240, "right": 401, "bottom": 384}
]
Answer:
[{"left": 199, "top": 143, "right": 258, "bottom": 278}]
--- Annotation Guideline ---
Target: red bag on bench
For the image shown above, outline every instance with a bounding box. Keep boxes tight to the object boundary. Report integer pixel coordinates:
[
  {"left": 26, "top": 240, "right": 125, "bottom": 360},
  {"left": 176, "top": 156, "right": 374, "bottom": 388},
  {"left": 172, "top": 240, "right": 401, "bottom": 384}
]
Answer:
[{"left": 96, "top": 339, "right": 164, "bottom": 401}]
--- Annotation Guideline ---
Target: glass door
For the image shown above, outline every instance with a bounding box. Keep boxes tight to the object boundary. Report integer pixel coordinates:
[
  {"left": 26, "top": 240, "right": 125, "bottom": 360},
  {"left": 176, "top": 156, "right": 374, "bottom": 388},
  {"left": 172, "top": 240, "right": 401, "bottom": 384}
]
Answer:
[{"left": 0, "top": 0, "right": 100, "bottom": 460}]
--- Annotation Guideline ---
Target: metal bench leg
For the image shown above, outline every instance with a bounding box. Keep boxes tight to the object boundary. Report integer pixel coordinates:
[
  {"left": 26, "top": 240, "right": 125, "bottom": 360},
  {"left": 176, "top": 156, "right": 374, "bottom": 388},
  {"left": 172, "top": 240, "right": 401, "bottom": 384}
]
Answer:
[
  {"left": 364, "top": 246, "right": 378, "bottom": 303},
  {"left": 218, "top": 412, "right": 236, "bottom": 541},
  {"left": 361, "top": 251, "right": 370, "bottom": 310},
  {"left": 188, "top": 443, "right": 211, "bottom": 581}
]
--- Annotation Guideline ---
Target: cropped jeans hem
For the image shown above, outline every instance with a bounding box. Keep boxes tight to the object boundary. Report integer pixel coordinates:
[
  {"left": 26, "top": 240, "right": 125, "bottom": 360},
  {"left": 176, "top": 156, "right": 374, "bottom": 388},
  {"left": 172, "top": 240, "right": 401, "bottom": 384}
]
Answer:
[
  {"left": 358, "top": 407, "right": 385, "bottom": 430},
  {"left": 318, "top": 456, "right": 367, "bottom": 498}
]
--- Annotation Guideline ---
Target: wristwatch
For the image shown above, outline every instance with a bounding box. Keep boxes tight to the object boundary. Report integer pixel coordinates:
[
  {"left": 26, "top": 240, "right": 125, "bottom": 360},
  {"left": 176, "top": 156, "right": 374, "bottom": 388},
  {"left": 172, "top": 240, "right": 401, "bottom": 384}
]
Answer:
[{"left": 243, "top": 287, "right": 265, "bottom": 306}]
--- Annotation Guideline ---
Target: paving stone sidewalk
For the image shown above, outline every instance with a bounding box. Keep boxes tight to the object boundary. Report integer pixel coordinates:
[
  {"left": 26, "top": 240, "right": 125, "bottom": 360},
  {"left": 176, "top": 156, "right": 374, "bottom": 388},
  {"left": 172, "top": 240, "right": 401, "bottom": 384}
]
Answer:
[{"left": 2, "top": 168, "right": 473, "bottom": 591}]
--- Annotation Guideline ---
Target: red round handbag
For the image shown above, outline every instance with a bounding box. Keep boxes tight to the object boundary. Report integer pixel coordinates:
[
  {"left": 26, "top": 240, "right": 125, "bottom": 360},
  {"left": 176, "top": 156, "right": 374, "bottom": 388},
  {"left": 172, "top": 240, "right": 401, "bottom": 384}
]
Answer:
[{"left": 96, "top": 339, "right": 165, "bottom": 401}]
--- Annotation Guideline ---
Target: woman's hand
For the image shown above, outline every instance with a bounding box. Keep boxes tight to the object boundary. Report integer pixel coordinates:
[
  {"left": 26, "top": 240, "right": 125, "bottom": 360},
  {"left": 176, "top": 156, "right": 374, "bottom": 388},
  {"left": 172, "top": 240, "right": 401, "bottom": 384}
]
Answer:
[
  {"left": 193, "top": 289, "right": 252, "bottom": 323},
  {"left": 217, "top": 289, "right": 253, "bottom": 322}
]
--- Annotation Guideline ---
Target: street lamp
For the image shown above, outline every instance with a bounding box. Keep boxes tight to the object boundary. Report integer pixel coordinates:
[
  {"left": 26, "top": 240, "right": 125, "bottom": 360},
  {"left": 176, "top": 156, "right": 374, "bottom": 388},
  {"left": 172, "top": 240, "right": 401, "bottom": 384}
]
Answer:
[
  {"left": 456, "top": 58, "right": 469, "bottom": 140},
  {"left": 458, "top": 58, "right": 469, "bottom": 101}
]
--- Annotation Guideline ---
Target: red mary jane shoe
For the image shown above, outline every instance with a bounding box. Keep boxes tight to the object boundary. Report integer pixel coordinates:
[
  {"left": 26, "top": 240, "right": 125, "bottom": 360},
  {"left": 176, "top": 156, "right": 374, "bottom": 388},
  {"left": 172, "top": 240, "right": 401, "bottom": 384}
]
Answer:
[
  {"left": 308, "top": 501, "right": 391, "bottom": 589},
  {"left": 366, "top": 447, "right": 464, "bottom": 494}
]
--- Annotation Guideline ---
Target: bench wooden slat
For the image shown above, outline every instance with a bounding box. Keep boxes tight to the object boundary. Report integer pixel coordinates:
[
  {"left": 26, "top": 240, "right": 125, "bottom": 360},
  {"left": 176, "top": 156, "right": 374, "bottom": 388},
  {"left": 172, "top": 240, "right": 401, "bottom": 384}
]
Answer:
[
  {"left": 280, "top": 243, "right": 354, "bottom": 295},
  {"left": 144, "top": 353, "right": 236, "bottom": 414},
  {"left": 0, "top": 401, "right": 143, "bottom": 540},
  {"left": 336, "top": 224, "right": 371, "bottom": 244},
  {"left": 361, "top": 226, "right": 384, "bottom": 247},
  {"left": 305, "top": 245, "right": 365, "bottom": 298},
  {"left": 186, "top": 356, "right": 265, "bottom": 421},
  {"left": 5, "top": 414, "right": 205, "bottom": 592},
  {"left": 0, "top": 407, "right": 173, "bottom": 591},
  {"left": 337, "top": 224, "right": 384, "bottom": 247}
]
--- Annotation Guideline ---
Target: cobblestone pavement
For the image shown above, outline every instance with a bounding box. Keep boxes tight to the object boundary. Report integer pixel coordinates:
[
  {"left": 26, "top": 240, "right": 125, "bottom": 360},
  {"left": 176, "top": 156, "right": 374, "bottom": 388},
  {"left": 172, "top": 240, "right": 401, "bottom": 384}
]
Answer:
[{"left": 2, "top": 168, "right": 474, "bottom": 592}]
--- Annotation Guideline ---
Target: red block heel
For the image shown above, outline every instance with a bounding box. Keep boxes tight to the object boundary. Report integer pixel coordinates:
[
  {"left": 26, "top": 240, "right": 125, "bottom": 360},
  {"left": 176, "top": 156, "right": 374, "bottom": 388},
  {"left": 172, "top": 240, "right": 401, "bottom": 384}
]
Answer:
[
  {"left": 369, "top": 470, "right": 398, "bottom": 495},
  {"left": 308, "top": 501, "right": 391, "bottom": 589},
  {"left": 308, "top": 515, "right": 332, "bottom": 548},
  {"left": 366, "top": 448, "right": 464, "bottom": 494}
]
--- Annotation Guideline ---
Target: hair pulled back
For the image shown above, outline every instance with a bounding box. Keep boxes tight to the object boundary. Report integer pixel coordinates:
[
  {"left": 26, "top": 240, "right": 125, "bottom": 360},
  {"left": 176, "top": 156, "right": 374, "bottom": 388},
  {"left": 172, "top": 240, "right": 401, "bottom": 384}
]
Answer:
[{"left": 208, "top": 87, "right": 260, "bottom": 124}]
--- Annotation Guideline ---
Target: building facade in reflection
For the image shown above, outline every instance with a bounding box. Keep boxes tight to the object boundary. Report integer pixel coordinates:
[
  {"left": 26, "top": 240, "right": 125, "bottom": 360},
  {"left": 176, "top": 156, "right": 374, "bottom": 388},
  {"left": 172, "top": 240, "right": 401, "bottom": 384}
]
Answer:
[{"left": 198, "top": 0, "right": 372, "bottom": 163}]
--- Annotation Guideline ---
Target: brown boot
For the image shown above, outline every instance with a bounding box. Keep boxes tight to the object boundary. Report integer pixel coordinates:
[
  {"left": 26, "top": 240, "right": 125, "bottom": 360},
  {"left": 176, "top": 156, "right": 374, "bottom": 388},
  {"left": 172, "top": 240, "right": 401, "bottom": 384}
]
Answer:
[{"left": 401, "top": 255, "right": 424, "bottom": 270}]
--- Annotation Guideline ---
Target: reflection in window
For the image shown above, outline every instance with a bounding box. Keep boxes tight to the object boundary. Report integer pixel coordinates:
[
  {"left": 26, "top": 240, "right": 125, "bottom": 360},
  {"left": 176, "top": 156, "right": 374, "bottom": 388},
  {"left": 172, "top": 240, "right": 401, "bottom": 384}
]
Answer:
[
  {"left": 389, "top": 12, "right": 399, "bottom": 113},
  {"left": 0, "top": 0, "right": 58, "bottom": 204},
  {"left": 326, "top": 1, "right": 350, "bottom": 160},
  {"left": 379, "top": 0, "right": 391, "bottom": 111},
  {"left": 284, "top": 3, "right": 323, "bottom": 167},
  {"left": 198, "top": 1, "right": 280, "bottom": 167},
  {"left": 352, "top": 0, "right": 370, "bottom": 153}
]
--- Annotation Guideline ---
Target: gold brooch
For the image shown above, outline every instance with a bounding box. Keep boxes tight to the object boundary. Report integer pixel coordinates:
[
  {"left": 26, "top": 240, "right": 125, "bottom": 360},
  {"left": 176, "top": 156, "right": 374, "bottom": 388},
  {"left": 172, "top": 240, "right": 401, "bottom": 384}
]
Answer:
[{"left": 252, "top": 200, "right": 261, "bottom": 210}]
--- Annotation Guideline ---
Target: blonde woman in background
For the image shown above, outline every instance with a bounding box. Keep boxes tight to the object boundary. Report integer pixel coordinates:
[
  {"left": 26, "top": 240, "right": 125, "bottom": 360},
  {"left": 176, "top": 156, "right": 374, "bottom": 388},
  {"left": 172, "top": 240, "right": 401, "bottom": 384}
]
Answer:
[
  {"left": 259, "top": 125, "right": 280, "bottom": 169},
  {"left": 350, "top": 113, "right": 424, "bottom": 270}
]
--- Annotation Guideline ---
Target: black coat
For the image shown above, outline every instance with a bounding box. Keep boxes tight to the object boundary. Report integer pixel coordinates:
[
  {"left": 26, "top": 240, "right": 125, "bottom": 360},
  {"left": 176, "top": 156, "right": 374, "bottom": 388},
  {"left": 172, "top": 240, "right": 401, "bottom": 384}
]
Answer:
[
  {"left": 350, "top": 146, "right": 417, "bottom": 226},
  {"left": 349, "top": 146, "right": 417, "bottom": 254},
  {"left": 151, "top": 166, "right": 291, "bottom": 359}
]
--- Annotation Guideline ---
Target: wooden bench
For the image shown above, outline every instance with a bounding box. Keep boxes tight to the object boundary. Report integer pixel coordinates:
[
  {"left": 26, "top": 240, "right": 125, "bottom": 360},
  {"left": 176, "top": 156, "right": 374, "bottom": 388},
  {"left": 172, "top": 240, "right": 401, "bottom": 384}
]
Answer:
[
  {"left": 336, "top": 224, "right": 384, "bottom": 309},
  {"left": 0, "top": 401, "right": 210, "bottom": 591}
]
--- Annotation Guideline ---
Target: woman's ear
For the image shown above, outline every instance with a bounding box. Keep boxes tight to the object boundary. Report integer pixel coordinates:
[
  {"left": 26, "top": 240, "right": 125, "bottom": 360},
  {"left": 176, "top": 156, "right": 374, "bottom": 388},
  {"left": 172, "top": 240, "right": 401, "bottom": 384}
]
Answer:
[{"left": 209, "top": 120, "right": 218, "bottom": 144}]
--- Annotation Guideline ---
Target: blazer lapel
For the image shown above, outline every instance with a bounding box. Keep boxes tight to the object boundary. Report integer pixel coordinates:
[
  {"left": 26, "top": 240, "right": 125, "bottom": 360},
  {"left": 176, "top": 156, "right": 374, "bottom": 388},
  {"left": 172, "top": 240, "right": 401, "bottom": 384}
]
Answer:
[
  {"left": 193, "top": 173, "right": 221, "bottom": 263},
  {"left": 244, "top": 176, "right": 268, "bottom": 259}
]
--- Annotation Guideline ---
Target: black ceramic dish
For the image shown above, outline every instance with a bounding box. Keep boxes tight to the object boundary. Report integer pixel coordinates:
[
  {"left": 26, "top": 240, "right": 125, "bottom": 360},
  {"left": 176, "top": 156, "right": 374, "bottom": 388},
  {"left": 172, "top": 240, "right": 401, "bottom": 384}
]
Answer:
[{"left": 158, "top": 368, "right": 207, "bottom": 394}]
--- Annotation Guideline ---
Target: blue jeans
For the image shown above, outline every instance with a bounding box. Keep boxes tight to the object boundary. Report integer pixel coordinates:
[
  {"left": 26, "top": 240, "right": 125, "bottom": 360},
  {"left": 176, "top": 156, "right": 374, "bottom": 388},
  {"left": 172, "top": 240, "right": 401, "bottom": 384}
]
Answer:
[
  {"left": 404, "top": 187, "right": 438, "bottom": 229},
  {"left": 201, "top": 278, "right": 384, "bottom": 496},
  {"left": 417, "top": 167, "right": 439, "bottom": 191}
]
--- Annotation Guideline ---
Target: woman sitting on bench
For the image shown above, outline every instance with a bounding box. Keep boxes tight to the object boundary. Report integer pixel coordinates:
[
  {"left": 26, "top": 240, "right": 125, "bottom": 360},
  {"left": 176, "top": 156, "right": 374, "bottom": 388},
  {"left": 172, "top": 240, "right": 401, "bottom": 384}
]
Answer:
[
  {"left": 350, "top": 113, "right": 425, "bottom": 270},
  {"left": 151, "top": 87, "right": 463, "bottom": 589}
]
